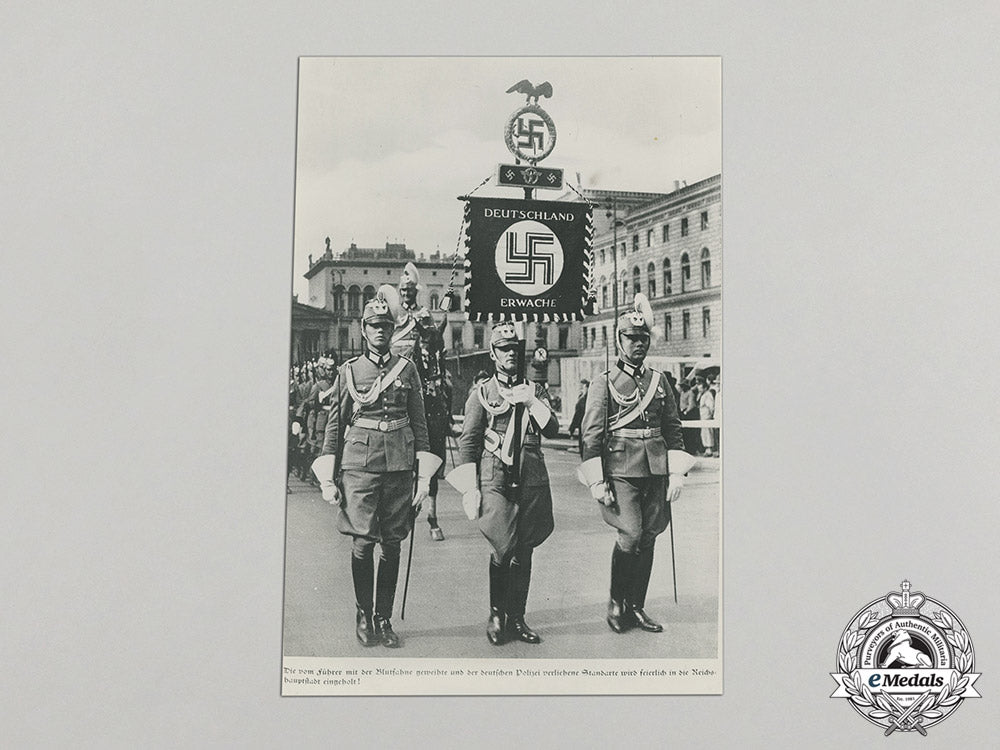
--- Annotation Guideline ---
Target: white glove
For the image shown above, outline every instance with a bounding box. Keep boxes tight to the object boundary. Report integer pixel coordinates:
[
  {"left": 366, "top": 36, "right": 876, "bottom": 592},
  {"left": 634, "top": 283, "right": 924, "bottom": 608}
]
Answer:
[
  {"left": 509, "top": 383, "right": 535, "bottom": 404},
  {"left": 667, "top": 473, "right": 684, "bottom": 503},
  {"left": 413, "top": 478, "right": 431, "bottom": 508},
  {"left": 590, "top": 481, "right": 616, "bottom": 506},
  {"left": 462, "top": 489, "right": 482, "bottom": 520},
  {"left": 321, "top": 482, "right": 342, "bottom": 506}
]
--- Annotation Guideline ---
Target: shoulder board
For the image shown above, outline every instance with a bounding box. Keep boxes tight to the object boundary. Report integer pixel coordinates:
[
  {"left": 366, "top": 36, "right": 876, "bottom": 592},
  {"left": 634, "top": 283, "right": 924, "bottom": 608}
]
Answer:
[{"left": 346, "top": 355, "right": 361, "bottom": 364}]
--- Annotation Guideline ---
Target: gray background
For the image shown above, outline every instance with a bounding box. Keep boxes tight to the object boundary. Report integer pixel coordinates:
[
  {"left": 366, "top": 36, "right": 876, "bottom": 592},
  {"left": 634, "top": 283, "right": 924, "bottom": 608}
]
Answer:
[{"left": 3, "top": 3, "right": 998, "bottom": 748}]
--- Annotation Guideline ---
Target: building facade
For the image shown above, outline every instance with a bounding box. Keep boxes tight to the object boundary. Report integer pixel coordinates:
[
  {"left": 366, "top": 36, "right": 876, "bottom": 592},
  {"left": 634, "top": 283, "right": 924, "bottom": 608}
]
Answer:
[{"left": 577, "top": 175, "right": 721, "bottom": 362}]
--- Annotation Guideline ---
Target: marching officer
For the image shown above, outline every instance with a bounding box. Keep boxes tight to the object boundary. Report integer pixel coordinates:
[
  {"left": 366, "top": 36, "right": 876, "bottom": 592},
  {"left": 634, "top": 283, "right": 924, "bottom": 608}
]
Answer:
[
  {"left": 447, "top": 321, "right": 559, "bottom": 645},
  {"left": 312, "top": 285, "right": 442, "bottom": 648},
  {"left": 579, "top": 294, "right": 696, "bottom": 634},
  {"left": 391, "top": 261, "right": 451, "bottom": 542}
]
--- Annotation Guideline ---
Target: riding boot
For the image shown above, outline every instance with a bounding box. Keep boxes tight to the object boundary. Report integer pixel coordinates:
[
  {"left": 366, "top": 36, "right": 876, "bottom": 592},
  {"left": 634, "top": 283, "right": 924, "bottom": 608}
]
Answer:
[
  {"left": 374, "top": 550, "right": 401, "bottom": 648},
  {"left": 607, "top": 545, "right": 635, "bottom": 634},
  {"left": 487, "top": 558, "right": 507, "bottom": 646},
  {"left": 351, "top": 553, "right": 377, "bottom": 647},
  {"left": 629, "top": 545, "right": 663, "bottom": 632},
  {"left": 506, "top": 556, "right": 541, "bottom": 644},
  {"left": 427, "top": 496, "right": 444, "bottom": 542}
]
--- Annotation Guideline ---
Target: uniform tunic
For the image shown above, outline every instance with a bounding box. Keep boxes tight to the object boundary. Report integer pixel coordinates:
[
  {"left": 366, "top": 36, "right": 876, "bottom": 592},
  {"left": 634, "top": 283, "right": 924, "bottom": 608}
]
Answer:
[
  {"left": 458, "top": 376, "right": 559, "bottom": 559},
  {"left": 321, "top": 351, "right": 429, "bottom": 543},
  {"left": 580, "top": 362, "right": 684, "bottom": 551}
]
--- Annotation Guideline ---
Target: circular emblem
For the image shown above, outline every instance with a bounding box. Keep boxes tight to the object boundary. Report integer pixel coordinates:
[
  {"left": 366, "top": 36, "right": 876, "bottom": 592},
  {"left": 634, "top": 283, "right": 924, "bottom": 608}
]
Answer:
[
  {"left": 493, "top": 220, "right": 564, "bottom": 297},
  {"left": 533, "top": 347, "right": 548, "bottom": 363},
  {"left": 504, "top": 104, "right": 557, "bottom": 163},
  {"left": 831, "top": 580, "right": 980, "bottom": 735}
]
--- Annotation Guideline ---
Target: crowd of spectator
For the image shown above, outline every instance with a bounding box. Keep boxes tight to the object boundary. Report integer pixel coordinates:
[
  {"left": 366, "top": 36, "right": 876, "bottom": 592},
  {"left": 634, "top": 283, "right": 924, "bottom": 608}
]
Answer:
[{"left": 287, "top": 354, "right": 340, "bottom": 488}]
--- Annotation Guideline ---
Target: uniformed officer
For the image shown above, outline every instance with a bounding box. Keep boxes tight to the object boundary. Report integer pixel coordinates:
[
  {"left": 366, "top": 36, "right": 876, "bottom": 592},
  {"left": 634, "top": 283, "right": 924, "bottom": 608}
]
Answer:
[
  {"left": 579, "top": 294, "right": 696, "bottom": 633},
  {"left": 391, "top": 261, "right": 451, "bottom": 542},
  {"left": 312, "top": 285, "right": 442, "bottom": 648},
  {"left": 446, "top": 321, "right": 559, "bottom": 645}
]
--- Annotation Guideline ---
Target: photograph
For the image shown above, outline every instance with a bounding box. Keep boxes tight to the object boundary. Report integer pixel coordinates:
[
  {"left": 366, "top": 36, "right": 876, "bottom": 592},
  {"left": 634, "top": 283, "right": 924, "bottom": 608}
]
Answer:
[{"left": 282, "top": 57, "right": 722, "bottom": 695}]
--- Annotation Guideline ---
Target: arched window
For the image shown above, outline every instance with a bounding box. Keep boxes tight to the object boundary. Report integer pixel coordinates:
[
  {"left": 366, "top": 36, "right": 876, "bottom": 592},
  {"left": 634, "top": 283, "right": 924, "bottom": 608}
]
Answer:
[
  {"left": 429, "top": 292, "right": 440, "bottom": 310},
  {"left": 621, "top": 270, "right": 629, "bottom": 300},
  {"left": 332, "top": 285, "right": 345, "bottom": 312},
  {"left": 632, "top": 265, "right": 641, "bottom": 295},
  {"left": 347, "top": 285, "right": 361, "bottom": 315},
  {"left": 662, "top": 258, "right": 672, "bottom": 296},
  {"left": 647, "top": 262, "right": 657, "bottom": 298},
  {"left": 681, "top": 253, "right": 691, "bottom": 293},
  {"left": 362, "top": 285, "right": 375, "bottom": 306},
  {"left": 700, "top": 247, "right": 711, "bottom": 288}
]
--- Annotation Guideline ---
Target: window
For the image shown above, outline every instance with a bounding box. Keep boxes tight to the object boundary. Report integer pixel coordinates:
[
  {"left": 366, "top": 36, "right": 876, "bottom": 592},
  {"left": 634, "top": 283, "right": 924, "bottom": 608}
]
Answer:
[
  {"left": 662, "top": 224, "right": 670, "bottom": 242},
  {"left": 664, "top": 314, "right": 672, "bottom": 341},
  {"left": 473, "top": 325, "right": 484, "bottom": 349},
  {"left": 347, "top": 285, "right": 361, "bottom": 315},
  {"left": 702, "top": 307, "right": 711, "bottom": 337},
  {"left": 600, "top": 277, "right": 608, "bottom": 310},
  {"left": 681, "top": 253, "right": 691, "bottom": 292},
  {"left": 601, "top": 326, "right": 607, "bottom": 347},
  {"left": 537, "top": 324, "right": 549, "bottom": 347},
  {"left": 681, "top": 217, "right": 689, "bottom": 236},
  {"left": 362, "top": 285, "right": 375, "bottom": 306},
  {"left": 621, "top": 270, "right": 629, "bottom": 299},
  {"left": 591, "top": 328, "right": 597, "bottom": 348},
  {"left": 429, "top": 291, "right": 440, "bottom": 310},
  {"left": 701, "top": 211, "right": 709, "bottom": 230},
  {"left": 600, "top": 248, "right": 606, "bottom": 265},
  {"left": 621, "top": 242, "right": 626, "bottom": 259},
  {"left": 647, "top": 262, "right": 656, "bottom": 298},
  {"left": 682, "top": 310, "right": 690, "bottom": 339},
  {"left": 451, "top": 327, "right": 463, "bottom": 350},
  {"left": 582, "top": 327, "right": 588, "bottom": 349},
  {"left": 332, "top": 285, "right": 345, "bottom": 312},
  {"left": 632, "top": 266, "right": 641, "bottom": 295},
  {"left": 558, "top": 325, "right": 569, "bottom": 349},
  {"left": 662, "top": 258, "right": 672, "bottom": 296},
  {"left": 700, "top": 248, "right": 711, "bottom": 288},
  {"left": 632, "top": 234, "right": 639, "bottom": 252},
  {"left": 647, "top": 229, "right": 654, "bottom": 247}
]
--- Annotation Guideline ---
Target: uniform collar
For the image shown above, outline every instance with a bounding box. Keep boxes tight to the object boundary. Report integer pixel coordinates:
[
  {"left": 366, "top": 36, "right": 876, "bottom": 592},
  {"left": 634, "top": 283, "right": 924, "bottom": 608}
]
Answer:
[
  {"left": 366, "top": 350, "right": 392, "bottom": 367},
  {"left": 494, "top": 370, "right": 518, "bottom": 387},
  {"left": 616, "top": 358, "right": 645, "bottom": 378}
]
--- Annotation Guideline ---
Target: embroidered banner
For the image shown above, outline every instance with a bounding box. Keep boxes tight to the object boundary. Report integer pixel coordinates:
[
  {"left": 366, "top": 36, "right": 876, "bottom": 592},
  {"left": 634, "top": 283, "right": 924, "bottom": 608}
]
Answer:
[{"left": 462, "top": 197, "right": 592, "bottom": 322}]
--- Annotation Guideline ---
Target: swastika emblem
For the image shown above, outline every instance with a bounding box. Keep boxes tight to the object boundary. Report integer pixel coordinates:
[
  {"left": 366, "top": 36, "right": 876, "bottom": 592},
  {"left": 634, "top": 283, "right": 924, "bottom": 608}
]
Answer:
[
  {"left": 504, "top": 104, "right": 556, "bottom": 162},
  {"left": 493, "top": 220, "right": 564, "bottom": 296},
  {"left": 516, "top": 116, "right": 546, "bottom": 153}
]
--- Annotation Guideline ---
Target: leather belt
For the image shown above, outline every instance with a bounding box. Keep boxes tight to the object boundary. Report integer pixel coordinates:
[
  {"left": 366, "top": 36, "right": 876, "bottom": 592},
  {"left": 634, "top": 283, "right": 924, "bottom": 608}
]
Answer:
[
  {"left": 522, "top": 435, "right": 541, "bottom": 446},
  {"left": 353, "top": 416, "right": 410, "bottom": 432},
  {"left": 615, "top": 426, "right": 661, "bottom": 439}
]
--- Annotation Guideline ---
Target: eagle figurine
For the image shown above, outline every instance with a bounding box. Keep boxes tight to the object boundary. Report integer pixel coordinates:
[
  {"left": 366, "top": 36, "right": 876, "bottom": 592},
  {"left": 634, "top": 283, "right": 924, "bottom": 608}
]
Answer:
[{"left": 506, "top": 79, "right": 553, "bottom": 104}]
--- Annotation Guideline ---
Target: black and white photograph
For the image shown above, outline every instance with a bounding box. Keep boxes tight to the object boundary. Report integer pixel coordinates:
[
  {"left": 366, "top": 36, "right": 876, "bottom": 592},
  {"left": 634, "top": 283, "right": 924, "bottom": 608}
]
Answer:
[{"left": 282, "top": 57, "right": 722, "bottom": 694}]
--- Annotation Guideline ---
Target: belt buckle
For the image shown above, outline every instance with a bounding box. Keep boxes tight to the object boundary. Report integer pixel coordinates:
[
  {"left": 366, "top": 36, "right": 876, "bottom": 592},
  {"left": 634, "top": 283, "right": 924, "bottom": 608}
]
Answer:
[
  {"left": 378, "top": 420, "right": 389, "bottom": 432},
  {"left": 642, "top": 428, "right": 651, "bottom": 438}
]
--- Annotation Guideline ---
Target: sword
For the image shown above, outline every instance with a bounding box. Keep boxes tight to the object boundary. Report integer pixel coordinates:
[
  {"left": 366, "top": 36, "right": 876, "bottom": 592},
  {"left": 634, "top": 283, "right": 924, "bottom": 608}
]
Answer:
[
  {"left": 883, "top": 690, "right": 931, "bottom": 736},
  {"left": 400, "top": 468, "right": 419, "bottom": 620},
  {"left": 668, "top": 501, "right": 678, "bottom": 604}
]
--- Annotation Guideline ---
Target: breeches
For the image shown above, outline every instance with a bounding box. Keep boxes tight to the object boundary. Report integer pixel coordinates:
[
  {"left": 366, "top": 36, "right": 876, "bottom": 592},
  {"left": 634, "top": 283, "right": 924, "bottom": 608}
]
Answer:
[
  {"left": 601, "top": 475, "right": 671, "bottom": 553},
  {"left": 338, "top": 470, "right": 413, "bottom": 543},
  {"left": 478, "top": 482, "right": 554, "bottom": 561}
]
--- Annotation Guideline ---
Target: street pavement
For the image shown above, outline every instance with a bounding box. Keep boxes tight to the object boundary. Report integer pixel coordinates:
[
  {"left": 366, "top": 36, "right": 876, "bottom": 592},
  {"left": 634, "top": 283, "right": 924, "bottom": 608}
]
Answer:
[{"left": 282, "top": 438, "right": 720, "bottom": 660}]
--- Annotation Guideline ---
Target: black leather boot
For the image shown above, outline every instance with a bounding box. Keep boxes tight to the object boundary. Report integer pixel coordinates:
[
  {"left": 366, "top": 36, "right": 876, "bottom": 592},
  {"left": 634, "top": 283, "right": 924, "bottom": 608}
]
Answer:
[
  {"left": 507, "top": 556, "right": 541, "bottom": 644},
  {"left": 487, "top": 558, "right": 507, "bottom": 645},
  {"left": 373, "top": 614, "right": 400, "bottom": 648},
  {"left": 374, "top": 548, "right": 401, "bottom": 647},
  {"left": 629, "top": 545, "right": 663, "bottom": 632},
  {"left": 607, "top": 545, "right": 635, "bottom": 634},
  {"left": 351, "top": 553, "right": 377, "bottom": 647}
]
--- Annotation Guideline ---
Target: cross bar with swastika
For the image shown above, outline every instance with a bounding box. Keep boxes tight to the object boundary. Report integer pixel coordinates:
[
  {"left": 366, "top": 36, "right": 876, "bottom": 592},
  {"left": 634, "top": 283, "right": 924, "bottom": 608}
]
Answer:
[{"left": 504, "top": 231, "right": 555, "bottom": 285}]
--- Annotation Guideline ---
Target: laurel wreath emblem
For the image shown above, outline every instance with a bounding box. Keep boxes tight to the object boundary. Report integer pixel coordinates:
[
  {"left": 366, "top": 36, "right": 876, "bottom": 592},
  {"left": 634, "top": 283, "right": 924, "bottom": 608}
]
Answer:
[{"left": 837, "top": 608, "right": 975, "bottom": 727}]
